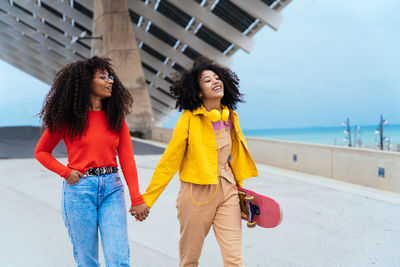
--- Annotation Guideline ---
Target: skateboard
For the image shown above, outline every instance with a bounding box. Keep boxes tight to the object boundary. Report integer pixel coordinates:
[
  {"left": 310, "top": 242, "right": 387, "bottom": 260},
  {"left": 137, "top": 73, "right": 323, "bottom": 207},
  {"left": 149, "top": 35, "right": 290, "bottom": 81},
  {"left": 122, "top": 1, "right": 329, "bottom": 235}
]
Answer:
[{"left": 238, "top": 187, "right": 282, "bottom": 228}]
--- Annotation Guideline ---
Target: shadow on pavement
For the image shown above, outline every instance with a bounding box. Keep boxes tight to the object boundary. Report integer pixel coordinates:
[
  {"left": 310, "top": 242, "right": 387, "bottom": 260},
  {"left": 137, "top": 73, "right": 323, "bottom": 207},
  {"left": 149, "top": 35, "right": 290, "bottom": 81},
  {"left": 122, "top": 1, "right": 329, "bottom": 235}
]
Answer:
[{"left": 0, "top": 126, "right": 164, "bottom": 159}]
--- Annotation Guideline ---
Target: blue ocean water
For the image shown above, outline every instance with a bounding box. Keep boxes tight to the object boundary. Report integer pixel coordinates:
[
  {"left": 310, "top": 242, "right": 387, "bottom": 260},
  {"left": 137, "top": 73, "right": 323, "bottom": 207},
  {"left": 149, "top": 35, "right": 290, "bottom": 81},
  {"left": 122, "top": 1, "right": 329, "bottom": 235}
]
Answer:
[{"left": 243, "top": 124, "right": 400, "bottom": 146}]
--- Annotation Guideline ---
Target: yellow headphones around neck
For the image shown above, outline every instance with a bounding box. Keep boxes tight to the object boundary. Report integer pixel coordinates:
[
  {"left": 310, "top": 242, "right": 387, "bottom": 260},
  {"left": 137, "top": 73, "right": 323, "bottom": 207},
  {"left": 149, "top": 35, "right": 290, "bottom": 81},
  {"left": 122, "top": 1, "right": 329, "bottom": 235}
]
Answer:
[{"left": 203, "top": 106, "right": 230, "bottom": 122}]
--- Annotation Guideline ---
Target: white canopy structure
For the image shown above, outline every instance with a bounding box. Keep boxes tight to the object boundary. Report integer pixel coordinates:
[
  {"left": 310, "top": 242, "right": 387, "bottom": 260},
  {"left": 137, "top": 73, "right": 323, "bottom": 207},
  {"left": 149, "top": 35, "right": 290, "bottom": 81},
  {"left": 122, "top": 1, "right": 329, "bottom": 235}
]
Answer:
[{"left": 0, "top": 0, "right": 291, "bottom": 126}]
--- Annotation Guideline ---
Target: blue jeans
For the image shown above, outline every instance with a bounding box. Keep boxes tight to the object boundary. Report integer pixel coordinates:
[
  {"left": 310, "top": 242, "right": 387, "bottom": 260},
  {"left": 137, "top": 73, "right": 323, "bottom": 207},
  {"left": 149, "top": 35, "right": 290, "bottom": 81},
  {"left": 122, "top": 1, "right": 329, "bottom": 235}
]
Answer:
[{"left": 62, "top": 173, "right": 130, "bottom": 267}]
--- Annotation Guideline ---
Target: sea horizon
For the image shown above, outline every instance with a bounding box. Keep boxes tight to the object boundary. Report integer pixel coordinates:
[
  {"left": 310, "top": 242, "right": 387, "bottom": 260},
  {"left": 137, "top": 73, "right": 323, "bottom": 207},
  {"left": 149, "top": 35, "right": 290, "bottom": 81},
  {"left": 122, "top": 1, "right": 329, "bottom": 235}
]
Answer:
[
  {"left": 1, "top": 124, "right": 399, "bottom": 149},
  {"left": 243, "top": 124, "right": 400, "bottom": 147}
]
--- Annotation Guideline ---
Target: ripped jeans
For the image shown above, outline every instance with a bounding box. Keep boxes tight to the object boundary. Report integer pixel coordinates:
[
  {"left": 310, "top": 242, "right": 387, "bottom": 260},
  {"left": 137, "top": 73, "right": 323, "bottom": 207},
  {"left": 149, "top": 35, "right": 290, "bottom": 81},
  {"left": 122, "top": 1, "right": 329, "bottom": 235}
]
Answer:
[{"left": 62, "top": 173, "right": 130, "bottom": 267}]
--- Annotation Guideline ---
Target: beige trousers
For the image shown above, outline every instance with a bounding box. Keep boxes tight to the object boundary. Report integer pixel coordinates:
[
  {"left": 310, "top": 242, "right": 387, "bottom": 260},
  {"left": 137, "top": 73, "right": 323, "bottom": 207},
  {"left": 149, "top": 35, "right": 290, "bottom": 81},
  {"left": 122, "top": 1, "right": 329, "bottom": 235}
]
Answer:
[{"left": 176, "top": 124, "right": 243, "bottom": 267}]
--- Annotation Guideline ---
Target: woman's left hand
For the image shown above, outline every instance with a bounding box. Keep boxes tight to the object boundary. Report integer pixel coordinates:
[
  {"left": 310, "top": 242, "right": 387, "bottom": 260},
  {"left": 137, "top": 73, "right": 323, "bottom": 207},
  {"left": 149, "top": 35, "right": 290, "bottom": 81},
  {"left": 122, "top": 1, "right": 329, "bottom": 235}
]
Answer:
[{"left": 129, "top": 203, "right": 150, "bottom": 221}]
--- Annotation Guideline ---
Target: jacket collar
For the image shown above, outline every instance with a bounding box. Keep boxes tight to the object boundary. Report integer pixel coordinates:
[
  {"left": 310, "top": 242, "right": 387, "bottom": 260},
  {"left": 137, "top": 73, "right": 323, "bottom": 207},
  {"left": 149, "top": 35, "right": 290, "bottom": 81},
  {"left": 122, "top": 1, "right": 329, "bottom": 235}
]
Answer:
[{"left": 192, "top": 105, "right": 207, "bottom": 116}]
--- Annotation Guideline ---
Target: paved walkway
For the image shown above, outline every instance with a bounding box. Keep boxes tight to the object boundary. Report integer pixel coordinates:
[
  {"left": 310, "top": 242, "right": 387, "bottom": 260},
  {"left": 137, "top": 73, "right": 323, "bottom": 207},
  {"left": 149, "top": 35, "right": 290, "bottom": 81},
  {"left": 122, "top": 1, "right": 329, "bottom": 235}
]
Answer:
[
  {"left": 0, "top": 126, "right": 164, "bottom": 159},
  {"left": 1, "top": 127, "right": 399, "bottom": 266}
]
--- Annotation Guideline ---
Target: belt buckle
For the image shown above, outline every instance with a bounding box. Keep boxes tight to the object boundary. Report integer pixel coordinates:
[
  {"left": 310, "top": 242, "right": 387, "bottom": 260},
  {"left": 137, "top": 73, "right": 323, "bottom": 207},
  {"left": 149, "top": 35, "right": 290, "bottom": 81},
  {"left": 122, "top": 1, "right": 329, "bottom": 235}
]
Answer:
[{"left": 95, "top": 168, "right": 100, "bottom": 175}]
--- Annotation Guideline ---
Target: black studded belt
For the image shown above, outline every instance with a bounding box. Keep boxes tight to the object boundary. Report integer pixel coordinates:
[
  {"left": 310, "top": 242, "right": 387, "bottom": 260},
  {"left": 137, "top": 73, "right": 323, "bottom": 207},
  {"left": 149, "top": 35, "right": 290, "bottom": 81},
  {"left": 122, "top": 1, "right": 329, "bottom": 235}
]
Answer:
[{"left": 85, "top": 166, "right": 119, "bottom": 176}]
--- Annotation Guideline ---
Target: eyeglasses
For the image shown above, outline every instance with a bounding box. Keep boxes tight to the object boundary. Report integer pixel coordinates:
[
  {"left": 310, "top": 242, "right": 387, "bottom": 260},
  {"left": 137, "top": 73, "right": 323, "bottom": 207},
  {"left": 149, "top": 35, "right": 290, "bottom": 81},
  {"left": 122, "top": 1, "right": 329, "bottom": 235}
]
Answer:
[{"left": 94, "top": 74, "right": 114, "bottom": 82}]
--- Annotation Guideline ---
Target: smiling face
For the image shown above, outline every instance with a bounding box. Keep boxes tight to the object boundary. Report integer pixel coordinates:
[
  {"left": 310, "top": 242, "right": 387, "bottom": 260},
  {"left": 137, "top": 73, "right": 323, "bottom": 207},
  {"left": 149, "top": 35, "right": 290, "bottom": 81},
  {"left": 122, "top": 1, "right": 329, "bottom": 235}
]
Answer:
[
  {"left": 198, "top": 70, "right": 224, "bottom": 102},
  {"left": 91, "top": 69, "right": 113, "bottom": 99}
]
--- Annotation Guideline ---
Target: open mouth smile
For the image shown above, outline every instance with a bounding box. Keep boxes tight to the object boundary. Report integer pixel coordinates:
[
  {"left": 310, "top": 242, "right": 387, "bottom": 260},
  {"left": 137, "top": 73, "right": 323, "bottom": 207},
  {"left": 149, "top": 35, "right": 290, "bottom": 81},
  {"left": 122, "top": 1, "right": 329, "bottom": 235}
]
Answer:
[{"left": 212, "top": 86, "right": 222, "bottom": 91}]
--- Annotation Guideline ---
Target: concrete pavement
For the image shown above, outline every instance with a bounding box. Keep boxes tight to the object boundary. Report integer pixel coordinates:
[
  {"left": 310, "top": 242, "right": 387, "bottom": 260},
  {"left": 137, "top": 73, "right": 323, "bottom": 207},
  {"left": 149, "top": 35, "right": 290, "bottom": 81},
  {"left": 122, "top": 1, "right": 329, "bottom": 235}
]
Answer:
[
  {"left": 1, "top": 127, "right": 400, "bottom": 266},
  {"left": 1, "top": 154, "right": 400, "bottom": 266}
]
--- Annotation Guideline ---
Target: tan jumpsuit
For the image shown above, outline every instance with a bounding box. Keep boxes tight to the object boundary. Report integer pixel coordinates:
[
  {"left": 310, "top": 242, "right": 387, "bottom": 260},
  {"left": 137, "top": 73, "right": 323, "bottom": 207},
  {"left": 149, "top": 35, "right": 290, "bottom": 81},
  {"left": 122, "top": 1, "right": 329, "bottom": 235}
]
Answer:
[{"left": 176, "top": 122, "right": 243, "bottom": 267}]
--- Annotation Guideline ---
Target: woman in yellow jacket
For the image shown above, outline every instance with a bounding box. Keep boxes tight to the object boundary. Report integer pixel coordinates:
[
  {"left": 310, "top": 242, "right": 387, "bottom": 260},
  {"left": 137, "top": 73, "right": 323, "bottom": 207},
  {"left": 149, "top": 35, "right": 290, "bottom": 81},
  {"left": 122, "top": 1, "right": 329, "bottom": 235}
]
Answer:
[{"left": 143, "top": 57, "right": 258, "bottom": 267}]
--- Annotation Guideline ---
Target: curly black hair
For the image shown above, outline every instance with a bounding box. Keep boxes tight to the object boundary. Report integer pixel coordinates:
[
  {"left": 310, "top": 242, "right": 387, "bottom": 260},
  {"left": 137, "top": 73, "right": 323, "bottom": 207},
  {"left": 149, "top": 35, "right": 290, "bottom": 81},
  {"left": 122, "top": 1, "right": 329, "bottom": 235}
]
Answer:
[
  {"left": 39, "top": 56, "right": 133, "bottom": 139},
  {"left": 170, "top": 57, "right": 244, "bottom": 111}
]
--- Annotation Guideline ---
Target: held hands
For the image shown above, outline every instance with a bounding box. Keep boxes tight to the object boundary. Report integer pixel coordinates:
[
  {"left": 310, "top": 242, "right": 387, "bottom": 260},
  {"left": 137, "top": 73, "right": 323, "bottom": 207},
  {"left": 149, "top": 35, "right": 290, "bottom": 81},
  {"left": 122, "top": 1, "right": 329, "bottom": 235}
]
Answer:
[
  {"left": 129, "top": 203, "right": 150, "bottom": 222},
  {"left": 67, "top": 170, "right": 86, "bottom": 184}
]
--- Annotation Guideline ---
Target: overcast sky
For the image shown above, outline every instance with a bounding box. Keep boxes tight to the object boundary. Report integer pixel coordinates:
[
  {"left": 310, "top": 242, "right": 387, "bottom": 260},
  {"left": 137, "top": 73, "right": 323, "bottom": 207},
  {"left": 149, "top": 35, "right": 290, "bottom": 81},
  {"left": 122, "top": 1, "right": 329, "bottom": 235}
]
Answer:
[{"left": 1, "top": 0, "right": 399, "bottom": 130}]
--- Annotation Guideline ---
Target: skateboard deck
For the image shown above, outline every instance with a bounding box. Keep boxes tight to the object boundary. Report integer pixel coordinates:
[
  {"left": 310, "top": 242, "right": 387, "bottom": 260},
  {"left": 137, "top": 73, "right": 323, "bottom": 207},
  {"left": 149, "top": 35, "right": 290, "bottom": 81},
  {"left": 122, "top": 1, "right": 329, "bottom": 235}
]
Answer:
[{"left": 238, "top": 187, "right": 282, "bottom": 228}]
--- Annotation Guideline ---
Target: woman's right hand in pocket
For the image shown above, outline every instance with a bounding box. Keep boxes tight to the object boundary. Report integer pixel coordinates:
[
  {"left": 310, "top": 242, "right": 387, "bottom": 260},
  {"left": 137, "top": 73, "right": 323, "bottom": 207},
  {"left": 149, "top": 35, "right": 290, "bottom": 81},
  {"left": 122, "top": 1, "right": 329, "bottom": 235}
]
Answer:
[{"left": 67, "top": 170, "right": 86, "bottom": 184}]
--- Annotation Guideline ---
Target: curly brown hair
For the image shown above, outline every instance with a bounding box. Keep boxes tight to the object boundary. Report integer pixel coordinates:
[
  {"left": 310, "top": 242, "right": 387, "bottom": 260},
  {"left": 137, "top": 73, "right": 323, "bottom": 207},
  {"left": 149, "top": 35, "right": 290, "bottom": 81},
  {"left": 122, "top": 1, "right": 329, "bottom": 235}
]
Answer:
[
  {"left": 39, "top": 56, "right": 133, "bottom": 138},
  {"left": 170, "top": 57, "right": 244, "bottom": 111}
]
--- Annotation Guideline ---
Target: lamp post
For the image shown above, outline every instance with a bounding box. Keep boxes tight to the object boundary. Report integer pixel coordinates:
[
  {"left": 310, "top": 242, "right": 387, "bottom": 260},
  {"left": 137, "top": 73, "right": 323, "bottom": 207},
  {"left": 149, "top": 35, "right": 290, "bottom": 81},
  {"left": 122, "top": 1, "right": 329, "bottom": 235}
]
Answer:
[
  {"left": 341, "top": 117, "right": 352, "bottom": 147},
  {"left": 376, "top": 115, "right": 388, "bottom": 150}
]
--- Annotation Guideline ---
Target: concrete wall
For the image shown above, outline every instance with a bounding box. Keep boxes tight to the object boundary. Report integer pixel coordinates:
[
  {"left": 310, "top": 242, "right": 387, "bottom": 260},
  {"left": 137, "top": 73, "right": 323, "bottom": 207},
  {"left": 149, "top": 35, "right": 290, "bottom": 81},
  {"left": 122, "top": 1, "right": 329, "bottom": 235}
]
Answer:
[
  {"left": 151, "top": 127, "right": 400, "bottom": 193},
  {"left": 246, "top": 137, "right": 400, "bottom": 194}
]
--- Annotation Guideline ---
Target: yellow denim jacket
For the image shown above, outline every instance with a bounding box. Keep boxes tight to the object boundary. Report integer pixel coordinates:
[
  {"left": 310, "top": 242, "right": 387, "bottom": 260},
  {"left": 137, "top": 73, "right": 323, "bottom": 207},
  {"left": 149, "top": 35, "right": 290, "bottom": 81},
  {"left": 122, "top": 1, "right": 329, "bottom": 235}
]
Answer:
[{"left": 143, "top": 106, "right": 258, "bottom": 207}]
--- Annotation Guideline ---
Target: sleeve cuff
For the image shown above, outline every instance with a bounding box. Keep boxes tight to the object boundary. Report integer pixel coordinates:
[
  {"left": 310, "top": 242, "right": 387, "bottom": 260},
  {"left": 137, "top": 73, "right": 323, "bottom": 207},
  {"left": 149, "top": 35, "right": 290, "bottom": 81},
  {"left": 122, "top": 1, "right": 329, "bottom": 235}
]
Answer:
[
  {"left": 131, "top": 194, "right": 145, "bottom": 206},
  {"left": 62, "top": 168, "right": 73, "bottom": 180}
]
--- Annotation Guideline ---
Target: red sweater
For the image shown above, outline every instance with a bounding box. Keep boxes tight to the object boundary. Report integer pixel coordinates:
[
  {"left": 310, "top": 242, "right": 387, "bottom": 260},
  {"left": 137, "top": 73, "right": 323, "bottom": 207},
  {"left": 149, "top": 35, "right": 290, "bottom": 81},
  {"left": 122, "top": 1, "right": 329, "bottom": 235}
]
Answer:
[{"left": 35, "top": 111, "right": 144, "bottom": 206}]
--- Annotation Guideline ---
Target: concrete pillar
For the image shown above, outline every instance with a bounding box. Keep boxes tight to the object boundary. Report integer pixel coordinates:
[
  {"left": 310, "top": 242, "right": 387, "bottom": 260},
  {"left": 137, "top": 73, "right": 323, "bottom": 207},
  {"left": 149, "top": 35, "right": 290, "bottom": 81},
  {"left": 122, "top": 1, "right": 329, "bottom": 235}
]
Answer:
[{"left": 92, "top": 0, "right": 154, "bottom": 138}]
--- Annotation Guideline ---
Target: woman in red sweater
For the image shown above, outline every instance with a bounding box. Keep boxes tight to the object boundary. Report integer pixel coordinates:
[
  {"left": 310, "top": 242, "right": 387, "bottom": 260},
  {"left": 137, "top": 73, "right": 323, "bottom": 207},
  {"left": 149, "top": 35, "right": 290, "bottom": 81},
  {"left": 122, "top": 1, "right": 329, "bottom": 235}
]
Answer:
[{"left": 35, "top": 56, "right": 148, "bottom": 266}]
